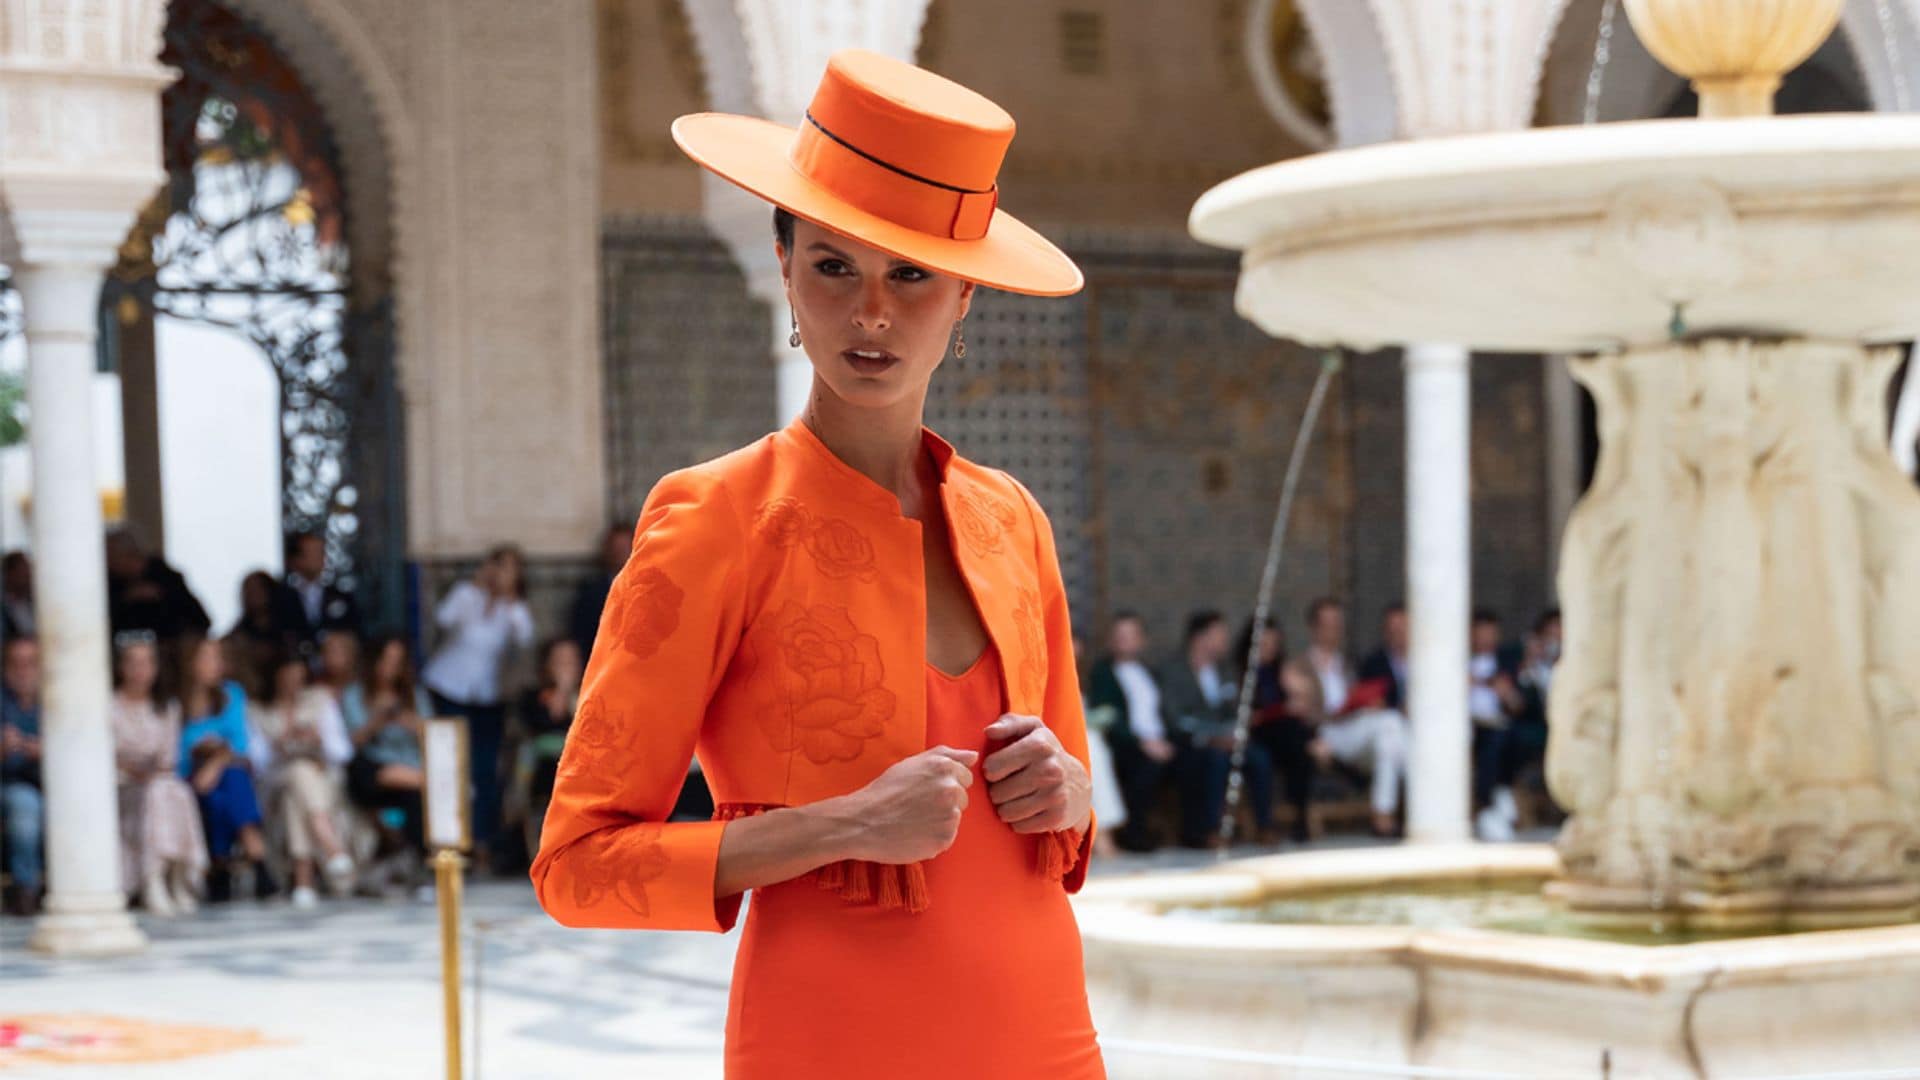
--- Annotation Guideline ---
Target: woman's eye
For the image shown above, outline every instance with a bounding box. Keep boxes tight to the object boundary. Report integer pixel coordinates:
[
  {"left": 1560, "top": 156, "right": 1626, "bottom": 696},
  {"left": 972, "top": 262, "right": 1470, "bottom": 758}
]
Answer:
[
  {"left": 891, "top": 266, "right": 930, "bottom": 283},
  {"left": 813, "top": 258, "right": 849, "bottom": 276}
]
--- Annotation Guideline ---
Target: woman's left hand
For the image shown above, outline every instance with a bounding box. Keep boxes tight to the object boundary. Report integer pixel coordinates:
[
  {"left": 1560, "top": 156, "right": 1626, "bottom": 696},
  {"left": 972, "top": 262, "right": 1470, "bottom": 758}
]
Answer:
[{"left": 981, "top": 714, "right": 1092, "bottom": 835}]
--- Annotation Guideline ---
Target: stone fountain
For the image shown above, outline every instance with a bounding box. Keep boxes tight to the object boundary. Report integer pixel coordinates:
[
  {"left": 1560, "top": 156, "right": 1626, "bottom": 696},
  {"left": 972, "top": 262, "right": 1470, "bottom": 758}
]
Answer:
[{"left": 1076, "top": 1, "right": 1920, "bottom": 1075}]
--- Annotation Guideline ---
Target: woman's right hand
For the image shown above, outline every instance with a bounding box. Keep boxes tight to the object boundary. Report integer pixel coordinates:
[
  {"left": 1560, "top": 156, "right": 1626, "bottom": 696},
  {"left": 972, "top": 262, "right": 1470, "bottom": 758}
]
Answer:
[{"left": 838, "top": 746, "right": 978, "bottom": 865}]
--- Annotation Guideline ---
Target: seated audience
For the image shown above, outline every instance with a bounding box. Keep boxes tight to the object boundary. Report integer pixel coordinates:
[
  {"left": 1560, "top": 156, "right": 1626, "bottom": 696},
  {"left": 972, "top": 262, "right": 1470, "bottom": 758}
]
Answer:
[
  {"left": 1086, "top": 612, "right": 1171, "bottom": 852},
  {"left": 110, "top": 634, "right": 207, "bottom": 916},
  {"left": 251, "top": 651, "right": 357, "bottom": 907},
  {"left": 1303, "top": 597, "right": 1409, "bottom": 837},
  {"left": 2, "top": 636, "right": 45, "bottom": 915},
  {"left": 1161, "top": 611, "right": 1275, "bottom": 848},
  {"left": 175, "top": 637, "right": 276, "bottom": 901}
]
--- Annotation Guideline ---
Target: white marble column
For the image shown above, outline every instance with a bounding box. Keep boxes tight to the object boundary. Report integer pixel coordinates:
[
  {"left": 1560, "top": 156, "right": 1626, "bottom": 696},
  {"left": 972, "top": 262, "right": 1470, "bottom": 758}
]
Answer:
[
  {"left": 1404, "top": 342, "right": 1472, "bottom": 843},
  {"left": 14, "top": 224, "right": 150, "bottom": 956},
  {"left": 1543, "top": 353, "right": 1583, "bottom": 581},
  {"left": 683, "top": 0, "right": 932, "bottom": 426},
  {"left": 1, "top": 0, "right": 171, "bottom": 955}
]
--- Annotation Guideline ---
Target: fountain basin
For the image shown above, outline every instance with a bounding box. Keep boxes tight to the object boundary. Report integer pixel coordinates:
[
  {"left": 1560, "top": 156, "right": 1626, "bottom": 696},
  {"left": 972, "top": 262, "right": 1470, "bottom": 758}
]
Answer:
[
  {"left": 1078, "top": 845, "right": 1920, "bottom": 1078},
  {"left": 1188, "top": 114, "right": 1920, "bottom": 352}
]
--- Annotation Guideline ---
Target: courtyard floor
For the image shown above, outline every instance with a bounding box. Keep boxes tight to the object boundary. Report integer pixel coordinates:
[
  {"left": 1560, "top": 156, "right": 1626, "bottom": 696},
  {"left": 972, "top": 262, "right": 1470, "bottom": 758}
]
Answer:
[{"left": 2, "top": 842, "right": 1409, "bottom": 1079}]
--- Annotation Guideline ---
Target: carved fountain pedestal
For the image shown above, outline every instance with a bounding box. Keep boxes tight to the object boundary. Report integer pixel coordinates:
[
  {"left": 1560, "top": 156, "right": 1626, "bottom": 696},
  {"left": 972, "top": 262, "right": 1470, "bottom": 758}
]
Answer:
[
  {"left": 1549, "top": 339, "right": 1920, "bottom": 928},
  {"left": 1070, "top": 3, "right": 1920, "bottom": 1076}
]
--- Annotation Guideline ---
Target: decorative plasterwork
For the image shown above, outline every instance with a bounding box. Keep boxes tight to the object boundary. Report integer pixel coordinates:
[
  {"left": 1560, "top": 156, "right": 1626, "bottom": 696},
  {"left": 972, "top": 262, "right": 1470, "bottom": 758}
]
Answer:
[{"left": 1366, "top": 0, "right": 1574, "bottom": 137}]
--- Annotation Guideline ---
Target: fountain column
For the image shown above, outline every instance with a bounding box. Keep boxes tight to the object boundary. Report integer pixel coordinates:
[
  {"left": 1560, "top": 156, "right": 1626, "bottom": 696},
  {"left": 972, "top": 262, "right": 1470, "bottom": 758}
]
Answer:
[{"left": 1404, "top": 343, "right": 1472, "bottom": 843}]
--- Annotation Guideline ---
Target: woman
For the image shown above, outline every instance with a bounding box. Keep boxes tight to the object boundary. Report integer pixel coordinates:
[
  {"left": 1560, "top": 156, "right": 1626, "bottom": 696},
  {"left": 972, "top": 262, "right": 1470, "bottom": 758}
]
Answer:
[
  {"left": 532, "top": 52, "right": 1101, "bottom": 1077},
  {"left": 175, "top": 636, "right": 276, "bottom": 901},
  {"left": 1236, "top": 617, "right": 1320, "bottom": 844},
  {"left": 342, "top": 636, "right": 432, "bottom": 860},
  {"left": 315, "top": 631, "right": 360, "bottom": 702},
  {"left": 109, "top": 634, "right": 208, "bottom": 916},
  {"left": 421, "top": 544, "right": 533, "bottom": 867},
  {"left": 224, "top": 569, "right": 292, "bottom": 701},
  {"left": 514, "top": 638, "right": 582, "bottom": 855},
  {"left": 251, "top": 652, "right": 356, "bottom": 907}
]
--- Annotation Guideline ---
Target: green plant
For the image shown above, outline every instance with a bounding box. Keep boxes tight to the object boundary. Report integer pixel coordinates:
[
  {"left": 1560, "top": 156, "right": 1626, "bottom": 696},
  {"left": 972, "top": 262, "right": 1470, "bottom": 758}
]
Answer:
[{"left": 0, "top": 369, "right": 25, "bottom": 448}]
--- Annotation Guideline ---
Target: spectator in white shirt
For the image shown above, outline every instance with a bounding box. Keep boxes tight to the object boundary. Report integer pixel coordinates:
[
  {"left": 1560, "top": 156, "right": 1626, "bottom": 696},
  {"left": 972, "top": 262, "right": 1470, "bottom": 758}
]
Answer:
[
  {"left": 421, "top": 545, "right": 533, "bottom": 868},
  {"left": 1303, "top": 597, "right": 1408, "bottom": 837},
  {"left": 1087, "top": 611, "right": 1172, "bottom": 851}
]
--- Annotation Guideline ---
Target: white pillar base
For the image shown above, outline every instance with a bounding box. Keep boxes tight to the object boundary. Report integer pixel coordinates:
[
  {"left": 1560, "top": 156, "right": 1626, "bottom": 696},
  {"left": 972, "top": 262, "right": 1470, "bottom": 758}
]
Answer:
[
  {"left": 1404, "top": 342, "right": 1472, "bottom": 844},
  {"left": 30, "top": 905, "right": 149, "bottom": 957}
]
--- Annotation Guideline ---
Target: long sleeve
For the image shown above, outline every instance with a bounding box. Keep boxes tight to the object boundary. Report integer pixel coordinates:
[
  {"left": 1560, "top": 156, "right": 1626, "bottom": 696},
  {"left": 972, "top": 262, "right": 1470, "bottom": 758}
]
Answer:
[
  {"left": 435, "top": 581, "right": 476, "bottom": 632},
  {"left": 1020, "top": 483, "right": 1096, "bottom": 893},
  {"left": 508, "top": 600, "right": 535, "bottom": 650},
  {"left": 315, "top": 695, "right": 354, "bottom": 767},
  {"left": 530, "top": 469, "right": 750, "bottom": 933}
]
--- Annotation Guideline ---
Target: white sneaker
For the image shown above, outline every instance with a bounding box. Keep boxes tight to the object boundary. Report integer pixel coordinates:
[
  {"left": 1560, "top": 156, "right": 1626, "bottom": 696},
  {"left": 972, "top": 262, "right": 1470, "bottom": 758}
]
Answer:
[
  {"left": 323, "top": 852, "right": 356, "bottom": 894},
  {"left": 1492, "top": 786, "right": 1520, "bottom": 826},
  {"left": 291, "top": 885, "right": 320, "bottom": 910},
  {"left": 1475, "top": 805, "right": 1516, "bottom": 843}
]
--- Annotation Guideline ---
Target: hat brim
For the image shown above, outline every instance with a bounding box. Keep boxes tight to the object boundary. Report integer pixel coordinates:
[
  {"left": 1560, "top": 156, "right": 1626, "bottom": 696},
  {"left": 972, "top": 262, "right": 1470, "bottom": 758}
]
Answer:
[{"left": 672, "top": 113, "right": 1084, "bottom": 298}]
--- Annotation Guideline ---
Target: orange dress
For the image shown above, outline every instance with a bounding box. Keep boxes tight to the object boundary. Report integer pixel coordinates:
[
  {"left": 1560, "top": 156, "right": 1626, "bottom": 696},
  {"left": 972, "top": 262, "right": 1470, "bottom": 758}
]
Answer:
[{"left": 724, "top": 644, "right": 1105, "bottom": 1078}]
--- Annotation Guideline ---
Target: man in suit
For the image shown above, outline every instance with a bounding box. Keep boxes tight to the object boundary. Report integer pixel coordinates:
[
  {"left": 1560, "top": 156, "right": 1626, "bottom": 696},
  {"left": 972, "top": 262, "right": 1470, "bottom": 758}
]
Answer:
[
  {"left": 1085, "top": 611, "right": 1172, "bottom": 852},
  {"left": 275, "top": 531, "right": 361, "bottom": 649},
  {"left": 105, "top": 529, "right": 211, "bottom": 642},
  {"left": 569, "top": 523, "right": 633, "bottom": 657},
  {"left": 1356, "top": 602, "right": 1409, "bottom": 711},
  {"left": 1160, "top": 610, "right": 1275, "bottom": 848}
]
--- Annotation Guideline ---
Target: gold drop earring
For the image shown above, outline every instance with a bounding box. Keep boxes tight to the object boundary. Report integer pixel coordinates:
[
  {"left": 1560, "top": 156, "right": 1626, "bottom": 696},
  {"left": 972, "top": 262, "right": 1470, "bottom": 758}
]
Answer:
[
  {"left": 789, "top": 309, "right": 802, "bottom": 348},
  {"left": 952, "top": 318, "right": 967, "bottom": 359}
]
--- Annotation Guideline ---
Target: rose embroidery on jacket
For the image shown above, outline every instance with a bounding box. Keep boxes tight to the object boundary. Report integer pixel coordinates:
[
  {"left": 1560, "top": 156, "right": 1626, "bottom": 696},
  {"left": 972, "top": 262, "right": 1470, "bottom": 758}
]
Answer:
[
  {"left": 569, "top": 823, "right": 670, "bottom": 917},
  {"left": 1013, "top": 586, "right": 1048, "bottom": 707},
  {"left": 754, "top": 498, "right": 877, "bottom": 581},
  {"left": 756, "top": 601, "right": 896, "bottom": 763},
  {"left": 603, "top": 564, "right": 684, "bottom": 660},
  {"left": 754, "top": 497, "right": 811, "bottom": 550},
  {"left": 555, "top": 697, "right": 640, "bottom": 798},
  {"left": 952, "top": 488, "right": 1019, "bottom": 558}
]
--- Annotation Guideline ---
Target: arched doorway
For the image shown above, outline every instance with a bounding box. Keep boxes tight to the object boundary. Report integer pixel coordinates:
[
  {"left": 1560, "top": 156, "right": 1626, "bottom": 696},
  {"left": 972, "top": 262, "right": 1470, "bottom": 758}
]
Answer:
[{"left": 100, "top": 0, "right": 405, "bottom": 633}]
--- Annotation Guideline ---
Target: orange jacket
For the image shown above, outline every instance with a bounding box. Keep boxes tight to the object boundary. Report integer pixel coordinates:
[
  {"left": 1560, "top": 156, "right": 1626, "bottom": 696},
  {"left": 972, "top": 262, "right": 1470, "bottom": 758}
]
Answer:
[{"left": 531, "top": 419, "right": 1093, "bottom": 933}]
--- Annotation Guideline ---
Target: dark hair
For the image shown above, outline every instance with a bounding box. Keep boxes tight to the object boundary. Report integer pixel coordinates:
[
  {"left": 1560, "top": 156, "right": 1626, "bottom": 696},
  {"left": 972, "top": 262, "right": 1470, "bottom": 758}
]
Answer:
[
  {"left": 1305, "top": 596, "right": 1343, "bottom": 629},
  {"left": 484, "top": 544, "right": 527, "bottom": 600},
  {"left": 262, "top": 647, "right": 309, "bottom": 708},
  {"left": 1232, "top": 616, "right": 1282, "bottom": 675},
  {"left": 239, "top": 569, "right": 277, "bottom": 617},
  {"left": 1471, "top": 608, "right": 1501, "bottom": 628},
  {"left": 1382, "top": 601, "right": 1406, "bottom": 620},
  {"left": 1184, "top": 609, "right": 1225, "bottom": 647},
  {"left": 537, "top": 636, "right": 581, "bottom": 689},
  {"left": 174, "top": 636, "right": 227, "bottom": 719},
  {"left": 284, "top": 531, "right": 324, "bottom": 563},
  {"left": 1109, "top": 609, "right": 1143, "bottom": 630},
  {"left": 362, "top": 635, "right": 418, "bottom": 705},
  {"left": 1, "top": 550, "right": 27, "bottom": 576},
  {"left": 774, "top": 206, "right": 796, "bottom": 252},
  {"left": 1534, "top": 608, "right": 1562, "bottom": 634}
]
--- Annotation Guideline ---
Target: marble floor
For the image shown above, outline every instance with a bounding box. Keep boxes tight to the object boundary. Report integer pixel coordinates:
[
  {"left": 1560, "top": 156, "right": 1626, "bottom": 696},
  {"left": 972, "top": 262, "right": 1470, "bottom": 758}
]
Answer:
[{"left": 0, "top": 840, "right": 1417, "bottom": 1079}]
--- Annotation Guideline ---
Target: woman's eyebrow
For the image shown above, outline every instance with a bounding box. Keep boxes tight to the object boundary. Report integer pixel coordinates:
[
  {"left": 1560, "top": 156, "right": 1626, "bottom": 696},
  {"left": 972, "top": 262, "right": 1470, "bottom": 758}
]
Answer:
[{"left": 807, "top": 241, "right": 854, "bottom": 260}]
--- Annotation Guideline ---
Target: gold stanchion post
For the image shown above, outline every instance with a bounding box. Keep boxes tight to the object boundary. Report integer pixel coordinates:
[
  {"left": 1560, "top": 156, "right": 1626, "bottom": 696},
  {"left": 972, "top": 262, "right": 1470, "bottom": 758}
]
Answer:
[
  {"left": 434, "top": 847, "right": 466, "bottom": 1080},
  {"left": 423, "top": 718, "right": 472, "bottom": 1080}
]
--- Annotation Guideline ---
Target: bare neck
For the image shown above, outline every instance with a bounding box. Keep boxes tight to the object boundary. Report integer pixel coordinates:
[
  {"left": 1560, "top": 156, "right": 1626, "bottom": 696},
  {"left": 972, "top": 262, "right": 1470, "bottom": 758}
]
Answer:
[{"left": 801, "top": 377, "right": 936, "bottom": 513}]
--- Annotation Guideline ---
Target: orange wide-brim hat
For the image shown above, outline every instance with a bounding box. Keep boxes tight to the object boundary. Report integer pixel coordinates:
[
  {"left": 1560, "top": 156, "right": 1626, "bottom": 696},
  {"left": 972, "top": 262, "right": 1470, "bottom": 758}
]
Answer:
[{"left": 671, "top": 50, "right": 1083, "bottom": 297}]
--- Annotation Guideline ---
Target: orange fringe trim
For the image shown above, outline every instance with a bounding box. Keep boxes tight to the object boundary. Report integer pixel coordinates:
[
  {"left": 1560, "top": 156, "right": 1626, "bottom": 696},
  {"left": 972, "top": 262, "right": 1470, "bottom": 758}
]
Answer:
[{"left": 713, "top": 803, "right": 1084, "bottom": 912}]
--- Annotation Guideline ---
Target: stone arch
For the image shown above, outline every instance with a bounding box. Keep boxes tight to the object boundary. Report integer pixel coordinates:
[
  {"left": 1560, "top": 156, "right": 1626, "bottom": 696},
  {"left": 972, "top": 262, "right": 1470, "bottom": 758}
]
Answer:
[{"left": 218, "top": 0, "right": 418, "bottom": 394}]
